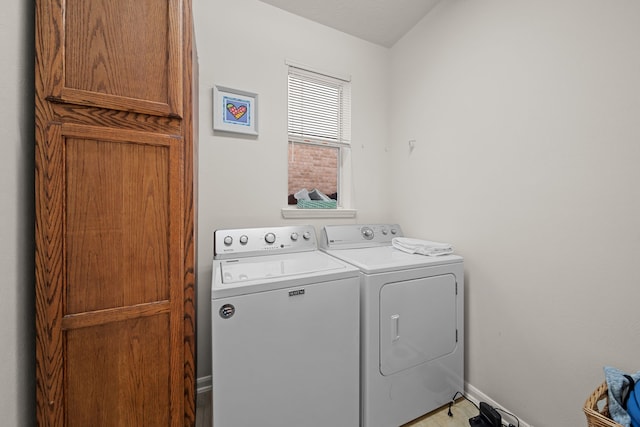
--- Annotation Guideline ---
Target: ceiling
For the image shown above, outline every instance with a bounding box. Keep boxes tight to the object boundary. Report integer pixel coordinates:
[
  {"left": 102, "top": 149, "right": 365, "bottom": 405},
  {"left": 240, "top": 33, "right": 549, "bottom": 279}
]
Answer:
[{"left": 257, "top": 0, "right": 443, "bottom": 48}]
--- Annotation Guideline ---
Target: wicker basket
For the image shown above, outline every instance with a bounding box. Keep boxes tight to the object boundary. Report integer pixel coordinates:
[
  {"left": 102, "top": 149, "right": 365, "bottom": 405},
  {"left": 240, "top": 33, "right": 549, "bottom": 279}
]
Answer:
[{"left": 584, "top": 382, "right": 623, "bottom": 427}]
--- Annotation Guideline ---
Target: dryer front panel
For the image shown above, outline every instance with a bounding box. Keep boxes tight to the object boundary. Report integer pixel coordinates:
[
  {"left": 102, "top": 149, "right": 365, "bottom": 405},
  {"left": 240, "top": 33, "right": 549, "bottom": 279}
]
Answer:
[{"left": 379, "top": 274, "right": 457, "bottom": 376}]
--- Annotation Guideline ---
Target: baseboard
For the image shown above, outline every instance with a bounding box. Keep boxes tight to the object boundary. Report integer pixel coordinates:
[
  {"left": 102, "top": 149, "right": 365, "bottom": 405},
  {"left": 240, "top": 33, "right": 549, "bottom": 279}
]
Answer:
[
  {"left": 197, "top": 375, "right": 212, "bottom": 394},
  {"left": 195, "top": 376, "right": 213, "bottom": 426},
  {"left": 465, "top": 382, "right": 534, "bottom": 427}
]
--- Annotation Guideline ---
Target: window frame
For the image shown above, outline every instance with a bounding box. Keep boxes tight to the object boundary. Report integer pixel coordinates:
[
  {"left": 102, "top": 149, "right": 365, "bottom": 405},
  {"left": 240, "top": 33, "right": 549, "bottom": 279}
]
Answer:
[{"left": 284, "top": 60, "right": 355, "bottom": 218}]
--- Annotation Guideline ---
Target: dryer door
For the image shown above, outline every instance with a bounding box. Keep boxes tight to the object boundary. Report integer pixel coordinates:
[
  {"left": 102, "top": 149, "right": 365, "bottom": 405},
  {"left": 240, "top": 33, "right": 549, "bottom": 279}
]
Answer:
[{"left": 379, "top": 274, "right": 457, "bottom": 376}]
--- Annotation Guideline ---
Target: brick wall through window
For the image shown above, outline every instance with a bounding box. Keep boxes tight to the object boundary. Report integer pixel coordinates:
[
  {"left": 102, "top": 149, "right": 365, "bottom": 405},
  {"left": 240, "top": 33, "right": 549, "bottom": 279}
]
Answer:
[{"left": 288, "top": 142, "right": 338, "bottom": 197}]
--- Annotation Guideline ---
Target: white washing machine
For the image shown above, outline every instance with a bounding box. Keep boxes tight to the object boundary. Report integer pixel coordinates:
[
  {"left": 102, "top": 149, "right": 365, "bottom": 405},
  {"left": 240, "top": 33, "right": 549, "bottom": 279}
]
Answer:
[
  {"left": 211, "top": 225, "right": 360, "bottom": 427},
  {"left": 321, "top": 224, "right": 464, "bottom": 427}
]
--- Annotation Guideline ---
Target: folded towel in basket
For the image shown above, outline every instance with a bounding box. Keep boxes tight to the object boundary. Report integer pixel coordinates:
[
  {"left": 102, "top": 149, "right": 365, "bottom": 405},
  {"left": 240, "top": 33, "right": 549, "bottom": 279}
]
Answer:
[{"left": 392, "top": 237, "right": 454, "bottom": 257}]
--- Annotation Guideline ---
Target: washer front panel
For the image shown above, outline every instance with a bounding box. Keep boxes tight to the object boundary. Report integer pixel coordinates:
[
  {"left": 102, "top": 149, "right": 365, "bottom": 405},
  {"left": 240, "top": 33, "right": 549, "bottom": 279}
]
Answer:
[{"left": 212, "top": 277, "right": 360, "bottom": 427}]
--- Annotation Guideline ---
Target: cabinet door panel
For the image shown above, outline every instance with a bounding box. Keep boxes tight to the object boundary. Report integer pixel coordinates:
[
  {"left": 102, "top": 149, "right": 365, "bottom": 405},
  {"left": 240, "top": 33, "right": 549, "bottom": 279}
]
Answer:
[
  {"left": 65, "top": 135, "right": 171, "bottom": 313},
  {"left": 65, "top": 315, "right": 171, "bottom": 427},
  {"left": 46, "top": 0, "right": 183, "bottom": 117},
  {"left": 36, "top": 123, "right": 185, "bottom": 425}
]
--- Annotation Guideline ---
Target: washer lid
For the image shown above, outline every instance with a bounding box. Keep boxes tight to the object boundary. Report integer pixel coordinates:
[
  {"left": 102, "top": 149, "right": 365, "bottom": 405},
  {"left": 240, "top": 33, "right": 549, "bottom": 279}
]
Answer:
[
  {"left": 219, "top": 251, "right": 349, "bottom": 284},
  {"left": 324, "top": 246, "right": 462, "bottom": 274},
  {"left": 212, "top": 250, "right": 359, "bottom": 299}
]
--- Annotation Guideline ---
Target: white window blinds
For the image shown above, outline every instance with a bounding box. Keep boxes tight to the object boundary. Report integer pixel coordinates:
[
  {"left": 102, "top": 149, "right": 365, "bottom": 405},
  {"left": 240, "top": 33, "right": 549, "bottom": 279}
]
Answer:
[{"left": 287, "top": 65, "right": 351, "bottom": 146}]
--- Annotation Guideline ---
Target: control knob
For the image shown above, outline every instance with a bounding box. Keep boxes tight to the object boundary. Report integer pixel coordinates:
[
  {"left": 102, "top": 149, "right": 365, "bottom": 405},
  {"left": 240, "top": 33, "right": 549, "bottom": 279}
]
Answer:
[
  {"left": 265, "top": 232, "right": 276, "bottom": 244},
  {"left": 361, "top": 227, "right": 374, "bottom": 240},
  {"left": 290, "top": 232, "right": 299, "bottom": 241},
  {"left": 302, "top": 231, "right": 311, "bottom": 240},
  {"left": 239, "top": 235, "right": 248, "bottom": 245},
  {"left": 223, "top": 236, "right": 233, "bottom": 246}
]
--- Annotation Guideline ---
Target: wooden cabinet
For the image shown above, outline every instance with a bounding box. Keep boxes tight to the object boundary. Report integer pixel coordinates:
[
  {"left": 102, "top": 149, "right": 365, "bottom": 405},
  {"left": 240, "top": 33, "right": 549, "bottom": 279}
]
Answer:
[{"left": 35, "top": 0, "right": 197, "bottom": 426}]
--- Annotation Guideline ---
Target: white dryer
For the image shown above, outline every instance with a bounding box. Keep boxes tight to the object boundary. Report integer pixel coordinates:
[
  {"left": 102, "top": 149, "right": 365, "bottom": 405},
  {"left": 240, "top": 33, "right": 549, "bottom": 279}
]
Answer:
[
  {"left": 212, "top": 225, "right": 360, "bottom": 427},
  {"left": 321, "top": 224, "right": 464, "bottom": 427}
]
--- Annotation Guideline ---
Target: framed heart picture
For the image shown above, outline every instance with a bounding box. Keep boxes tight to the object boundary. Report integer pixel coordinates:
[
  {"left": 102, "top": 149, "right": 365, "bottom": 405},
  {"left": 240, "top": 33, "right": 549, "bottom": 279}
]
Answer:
[{"left": 213, "top": 85, "right": 259, "bottom": 135}]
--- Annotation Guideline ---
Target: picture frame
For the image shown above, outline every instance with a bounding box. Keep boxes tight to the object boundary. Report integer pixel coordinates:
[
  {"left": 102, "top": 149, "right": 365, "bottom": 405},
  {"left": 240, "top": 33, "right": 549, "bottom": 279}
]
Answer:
[{"left": 213, "top": 85, "right": 259, "bottom": 135}]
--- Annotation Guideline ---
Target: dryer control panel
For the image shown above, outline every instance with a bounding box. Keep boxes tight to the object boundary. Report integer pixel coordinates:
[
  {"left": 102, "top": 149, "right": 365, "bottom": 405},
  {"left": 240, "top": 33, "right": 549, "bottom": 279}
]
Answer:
[
  {"left": 320, "top": 224, "right": 404, "bottom": 249},
  {"left": 214, "top": 225, "right": 318, "bottom": 259}
]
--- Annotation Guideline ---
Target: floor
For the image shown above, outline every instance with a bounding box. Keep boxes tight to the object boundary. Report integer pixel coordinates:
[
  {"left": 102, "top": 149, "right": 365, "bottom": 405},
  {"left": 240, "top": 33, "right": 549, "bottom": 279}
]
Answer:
[
  {"left": 195, "top": 390, "right": 478, "bottom": 427},
  {"left": 402, "top": 399, "right": 478, "bottom": 427}
]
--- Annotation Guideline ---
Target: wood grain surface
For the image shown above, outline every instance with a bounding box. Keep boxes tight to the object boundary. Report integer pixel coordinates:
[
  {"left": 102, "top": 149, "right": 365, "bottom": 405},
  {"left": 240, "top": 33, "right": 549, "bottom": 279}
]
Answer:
[{"left": 35, "top": 0, "right": 197, "bottom": 425}]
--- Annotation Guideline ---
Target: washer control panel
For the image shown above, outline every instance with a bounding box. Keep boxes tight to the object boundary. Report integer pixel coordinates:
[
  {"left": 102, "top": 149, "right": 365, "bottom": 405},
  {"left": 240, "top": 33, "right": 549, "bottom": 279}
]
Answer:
[
  {"left": 320, "top": 224, "right": 403, "bottom": 249},
  {"left": 214, "top": 225, "right": 317, "bottom": 259}
]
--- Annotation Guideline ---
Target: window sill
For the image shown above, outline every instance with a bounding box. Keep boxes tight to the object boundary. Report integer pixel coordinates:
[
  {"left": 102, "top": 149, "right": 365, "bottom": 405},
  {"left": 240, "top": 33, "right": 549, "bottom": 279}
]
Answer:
[{"left": 281, "top": 207, "right": 357, "bottom": 219}]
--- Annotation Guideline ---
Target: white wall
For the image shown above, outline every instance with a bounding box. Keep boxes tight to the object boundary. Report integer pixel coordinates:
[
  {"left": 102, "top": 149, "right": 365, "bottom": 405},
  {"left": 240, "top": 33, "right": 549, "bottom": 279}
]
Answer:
[
  {"left": 193, "top": 0, "right": 392, "bottom": 379},
  {"left": 0, "top": 1, "right": 36, "bottom": 425},
  {"left": 390, "top": 1, "right": 640, "bottom": 425}
]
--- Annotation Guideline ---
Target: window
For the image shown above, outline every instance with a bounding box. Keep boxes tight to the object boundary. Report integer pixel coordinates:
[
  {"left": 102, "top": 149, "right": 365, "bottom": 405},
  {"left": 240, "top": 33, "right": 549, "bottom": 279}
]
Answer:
[{"left": 287, "top": 62, "right": 351, "bottom": 208}]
